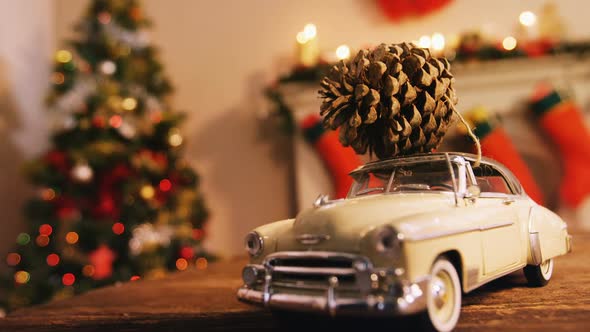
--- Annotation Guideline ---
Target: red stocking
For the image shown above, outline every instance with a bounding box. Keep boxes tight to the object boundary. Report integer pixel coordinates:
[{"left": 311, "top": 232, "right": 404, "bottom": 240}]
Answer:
[
  {"left": 301, "top": 115, "right": 362, "bottom": 199},
  {"left": 531, "top": 84, "right": 590, "bottom": 207},
  {"left": 466, "top": 107, "right": 544, "bottom": 204}
]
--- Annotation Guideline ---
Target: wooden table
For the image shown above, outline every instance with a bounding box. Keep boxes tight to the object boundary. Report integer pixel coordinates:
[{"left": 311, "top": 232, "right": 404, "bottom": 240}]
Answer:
[{"left": 2, "top": 233, "right": 589, "bottom": 332}]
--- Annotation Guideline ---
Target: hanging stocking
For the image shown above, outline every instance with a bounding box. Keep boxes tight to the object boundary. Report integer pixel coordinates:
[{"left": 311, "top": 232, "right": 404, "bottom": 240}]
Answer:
[
  {"left": 301, "top": 115, "right": 362, "bottom": 199},
  {"left": 465, "top": 107, "right": 545, "bottom": 204},
  {"left": 531, "top": 84, "right": 590, "bottom": 207}
]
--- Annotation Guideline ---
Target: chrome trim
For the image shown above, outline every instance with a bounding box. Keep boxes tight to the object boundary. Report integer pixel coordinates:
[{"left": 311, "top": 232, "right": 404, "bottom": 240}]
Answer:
[
  {"left": 237, "top": 277, "right": 430, "bottom": 317},
  {"left": 479, "top": 220, "right": 515, "bottom": 231},
  {"left": 264, "top": 251, "right": 369, "bottom": 264},
  {"left": 296, "top": 233, "right": 331, "bottom": 245},
  {"left": 445, "top": 152, "right": 459, "bottom": 206},
  {"left": 529, "top": 232, "right": 543, "bottom": 265},
  {"left": 407, "top": 220, "right": 514, "bottom": 241},
  {"left": 464, "top": 263, "right": 525, "bottom": 292},
  {"left": 566, "top": 235, "right": 572, "bottom": 253},
  {"left": 272, "top": 266, "right": 355, "bottom": 276}
]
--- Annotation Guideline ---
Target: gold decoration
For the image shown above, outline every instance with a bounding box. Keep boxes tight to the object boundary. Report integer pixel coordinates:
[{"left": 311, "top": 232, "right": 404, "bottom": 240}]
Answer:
[{"left": 319, "top": 42, "right": 457, "bottom": 160}]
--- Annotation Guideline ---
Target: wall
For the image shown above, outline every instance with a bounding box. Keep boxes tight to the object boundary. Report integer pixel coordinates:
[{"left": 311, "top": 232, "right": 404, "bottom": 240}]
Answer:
[
  {"left": 0, "top": 1, "right": 54, "bottom": 259},
  {"left": 2, "top": 0, "right": 587, "bottom": 257}
]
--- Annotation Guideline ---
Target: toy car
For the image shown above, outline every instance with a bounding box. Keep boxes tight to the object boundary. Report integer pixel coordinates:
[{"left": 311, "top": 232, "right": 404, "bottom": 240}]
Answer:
[{"left": 237, "top": 152, "right": 572, "bottom": 332}]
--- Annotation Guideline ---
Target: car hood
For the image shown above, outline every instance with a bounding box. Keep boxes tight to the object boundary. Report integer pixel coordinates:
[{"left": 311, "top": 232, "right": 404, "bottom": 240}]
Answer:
[{"left": 275, "top": 193, "right": 456, "bottom": 253}]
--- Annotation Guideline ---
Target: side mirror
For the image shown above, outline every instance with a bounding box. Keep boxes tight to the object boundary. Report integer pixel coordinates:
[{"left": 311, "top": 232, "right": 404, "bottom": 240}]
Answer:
[{"left": 465, "top": 185, "right": 481, "bottom": 199}]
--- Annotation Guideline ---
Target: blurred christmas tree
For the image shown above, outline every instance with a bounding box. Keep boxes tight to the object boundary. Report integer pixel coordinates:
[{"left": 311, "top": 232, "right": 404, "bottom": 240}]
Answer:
[{"left": 0, "top": 0, "right": 209, "bottom": 311}]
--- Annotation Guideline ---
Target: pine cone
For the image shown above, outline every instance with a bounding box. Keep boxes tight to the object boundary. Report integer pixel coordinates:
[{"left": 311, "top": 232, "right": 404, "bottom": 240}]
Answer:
[{"left": 319, "top": 42, "right": 458, "bottom": 159}]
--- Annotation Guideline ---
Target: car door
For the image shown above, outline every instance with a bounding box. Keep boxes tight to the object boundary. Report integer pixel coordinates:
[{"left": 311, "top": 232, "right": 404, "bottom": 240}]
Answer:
[{"left": 470, "top": 162, "right": 522, "bottom": 275}]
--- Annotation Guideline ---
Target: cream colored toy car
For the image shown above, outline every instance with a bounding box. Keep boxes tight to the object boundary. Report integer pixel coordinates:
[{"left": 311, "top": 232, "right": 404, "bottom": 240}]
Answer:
[{"left": 237, "top": 152, "right": 571, "bottom": 332}]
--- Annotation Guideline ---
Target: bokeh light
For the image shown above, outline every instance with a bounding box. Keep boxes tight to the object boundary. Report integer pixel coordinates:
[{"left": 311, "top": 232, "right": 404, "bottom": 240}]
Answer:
[
  {"left": 502, "top": 36, "right": 518, "bottom": 51},
  {"left": 196, "top": 257, "right": 208, "bottom": 270},
  {"left": 519, "top": 11, "right": 537, "bottom": 27},
  {"left": 14, "top": 271, "right": 30, "bottom": 284},
  {"left": 431, "top": 33, "right": 445, "bottom": 51},
  {"left": 36, "top": 235, "right": 50, "bottom": 247},
  {"left": 40, "top": 188, "right": 56, "bottom": 201},
  {"left": 335, "top": 45, "right": 351, "bottom": 60},
  {"left": 121, "top": 97, "right": 138, "bottom": 111},
  {"left": 6, "top": 253, "right": 21, "bottom": 266},
  {"left": 82, "top": 265, "right": 95, "bottom": 277},
  {"left": 55, "top": 50, "right": 72, "bottom": 63},
  {"left": 39, "top": 224, "right": 53, "bottom": 236},
  {"left": 112, "top": 222, "right": 125, "bottom": 235},
  {"left": 16, "top": 233, "right": 31, "bottom": 246},
  {"left": 176, "top": 258, "right": 188, "bottom": 271},
  {"left": 62, "top": 273, "right": 76, "bottom": 286},
  {"left": 46, "top": 253, "right": 60, "bottom": 267},
  {"left": 109, "top": 115, "right": 123, "bottom": 128},
  {"left": 159, "top": 179, "right": 172, "bottom": 192},
  {"left": 140, "top": 185, "right": 155, "bottom": 199},
  {"left": 130, "top": 275, "right": 141, "bottom": 281},
  {"left": 65, "top": 232, "right": 79, "bottom": 244},
  {"left": 168, "top": 128, "right": 183, "bottom": 147}
]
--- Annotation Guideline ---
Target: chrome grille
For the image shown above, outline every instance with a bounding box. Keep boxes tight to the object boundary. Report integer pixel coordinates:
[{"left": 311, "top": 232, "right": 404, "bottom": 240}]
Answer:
[{"left": 264, "top": 252, "right": 369, "bottom": 293}]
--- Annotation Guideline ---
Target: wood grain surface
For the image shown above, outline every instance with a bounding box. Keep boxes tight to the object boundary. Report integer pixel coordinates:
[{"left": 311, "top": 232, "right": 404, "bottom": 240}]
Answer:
[{"left": 1, "top": 232, "right": 589, "bottom": 332}]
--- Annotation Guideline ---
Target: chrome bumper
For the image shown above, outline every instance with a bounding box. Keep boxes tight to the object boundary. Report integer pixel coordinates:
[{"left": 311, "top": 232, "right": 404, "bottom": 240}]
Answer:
[{"left": 237, "top": 261, "right": 429, "bottom": 317}]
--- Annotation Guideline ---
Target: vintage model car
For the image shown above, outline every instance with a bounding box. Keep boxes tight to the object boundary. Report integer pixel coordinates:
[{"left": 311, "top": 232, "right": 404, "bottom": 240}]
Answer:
[{"left": 237, "top": 152, "right": 572, "bottom": 331}]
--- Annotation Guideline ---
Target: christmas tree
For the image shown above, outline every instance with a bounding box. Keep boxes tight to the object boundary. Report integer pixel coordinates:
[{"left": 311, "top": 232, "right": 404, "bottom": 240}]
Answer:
[{"left": 1, "top": 0, "right": 209, "bottom": 311}]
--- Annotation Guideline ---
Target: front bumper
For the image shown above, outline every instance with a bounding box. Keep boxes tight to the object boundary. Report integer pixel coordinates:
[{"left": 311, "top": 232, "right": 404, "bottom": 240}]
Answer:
[{"left": 237, "top": 260, "right": 429, "bottom": 317}]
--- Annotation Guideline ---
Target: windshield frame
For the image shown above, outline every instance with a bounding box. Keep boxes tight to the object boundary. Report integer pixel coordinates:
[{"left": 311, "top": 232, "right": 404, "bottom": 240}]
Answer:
[{"left": 347, "top": 154, "right": 464, "bottom": 199}]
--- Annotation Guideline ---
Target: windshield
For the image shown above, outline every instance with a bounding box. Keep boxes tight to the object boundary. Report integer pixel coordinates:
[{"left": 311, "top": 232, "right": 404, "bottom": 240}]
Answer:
[{"left": 348, "top": 160, "right": 456, "bottom": 198}]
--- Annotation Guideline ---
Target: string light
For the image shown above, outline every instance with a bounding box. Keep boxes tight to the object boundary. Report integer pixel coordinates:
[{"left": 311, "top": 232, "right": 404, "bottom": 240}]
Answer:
[
  {"left": 97, "top": 11, "right": 112, "bottom": 25},
  {"left": 52, "top": 72, "right": 65, "bottom": 85},
  {"left": 36, "top": 235, "right": 50, "bottom": 247},
  {"left": 40, "top": 188, "right": 56, "bottom": 201},
  {"left": 121, "top": 97, "right": 138, "bottom": 111},
  {"left": 168, "top": 128, "right": 183, "bottom": 147},
  {"left": 418, "top": 35, "right": 431, "bottom": 49},
  {"left": 65, "top": 232, "right": 79, "bottom": 244},
  {"left": 6, "top": 253, "right": 21, "bottom": 266},
  {"left": 519, "top": 11, "right": 537, "bottom": 27},
  {"left": 335, "top": 45, "right": 351, "bottom": 60},
  {"left": 175, "top": 258, "right": 188, "bottom": 271},
  {"left": 502, "top": 36, "right": 518, "bottom": 51},
  {"left": 82, "top": 265, "right": 95, "bottom": 277},
  {"left": 99, "top": 60, "right": 116, "bottom": 75},
  {"left": 130, "top": 275, "right": 141, "bottom": 281},
  {"left": 180, "top": 247, "right": 194, "bottom": 259},
  {"left": 16, "top": 233, "right": 31, "bottom": 245},
  {"left": 196, "top": 257, "right": 208, "bottom": 270},
  {"left": 71, "top": 162, "right": 93, "bottom": 183},
  {"left": 296, "top": 23, "right": 317, "bottom": 44},
  {"left": 431, "top": 33, "right": 446, "bottom": 51},
  {"left": 62, "top": 273, "right": 76, "bottom": 286},
  {"left": 55, "top": 50, "right": 72, "bottom": 63},
  {"left": 39, "top": 224, "right": 53, "bottom": 236},
  {"left": 14, "top": 271, "right": 30, "bottom": 284},
  {"left": 46, "top": 253, "right": 60, "bottom": 267},
  {"left": 109, "top": 115, "right": 123, "bottom": 128},
  {"left": 140, "top": 185, "right": 155, "bottom": 199},
  {"left": 159, "top": 179, "right": 172, "bottom": 192},
  {"left": 112, "top": 222, "right": 125, "bottom": 235}
]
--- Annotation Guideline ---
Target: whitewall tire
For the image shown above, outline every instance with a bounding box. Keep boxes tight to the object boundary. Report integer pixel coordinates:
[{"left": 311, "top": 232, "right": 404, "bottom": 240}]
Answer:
[{"left": 424, "top": 257, "right": 462, "bottom": 332}]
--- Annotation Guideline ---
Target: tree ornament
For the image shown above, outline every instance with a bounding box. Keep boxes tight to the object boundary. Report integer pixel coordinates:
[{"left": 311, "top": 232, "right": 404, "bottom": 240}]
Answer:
[
  {"left": 71, "top": 161, "right": 93, "bottom": 183},
  {"left": 89, "top": 245, "right": 116, "bottom": 280},
  {"left": 168, "top": 128, "right": 183, "bottom": 147},
  {"left": 319, "top": 43, "right": 457, "bottom": 160}
]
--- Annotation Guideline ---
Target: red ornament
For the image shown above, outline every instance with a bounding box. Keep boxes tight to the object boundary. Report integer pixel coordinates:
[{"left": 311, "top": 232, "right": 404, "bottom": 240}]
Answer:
[
  {"left": 44, "top": 150, "right": 69, "bottom": 174},
  {"left": 56, "top": 196, "right": 80, "bottom": 221},
  {"left": 89, "top": 245, "right": 116, "bottom": 280},
  {"left": 179, "top": 246, "right": 194, "bottom": 259}
]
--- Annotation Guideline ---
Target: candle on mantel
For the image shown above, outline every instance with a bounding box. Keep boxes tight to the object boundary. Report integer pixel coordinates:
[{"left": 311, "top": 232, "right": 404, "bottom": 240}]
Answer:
[{"left": 296, "top": 23, "right": 320, "bottom": 67}]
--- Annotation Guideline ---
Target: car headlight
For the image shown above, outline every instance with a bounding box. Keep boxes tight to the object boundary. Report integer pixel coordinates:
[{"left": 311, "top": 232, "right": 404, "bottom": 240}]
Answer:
[
  {"left": 244, "top": 231, "right": 264, "bottom": 257},
  {"left": 375, "top": 226, "right": 402, "bottom": 253}
]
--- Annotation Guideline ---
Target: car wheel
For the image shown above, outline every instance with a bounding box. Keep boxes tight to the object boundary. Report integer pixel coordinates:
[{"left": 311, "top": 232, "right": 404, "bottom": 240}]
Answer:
[
  {"left": 421, "top": 257, "right": 462, "bottom": 332},
  {"left": 524, "top": 258, "right": 553, "bottom": 287}
]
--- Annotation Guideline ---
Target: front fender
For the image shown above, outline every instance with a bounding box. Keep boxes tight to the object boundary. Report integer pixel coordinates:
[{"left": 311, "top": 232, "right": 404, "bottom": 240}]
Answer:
[{"left": 527, "top": 206, "right": 570, "bottom": 265}]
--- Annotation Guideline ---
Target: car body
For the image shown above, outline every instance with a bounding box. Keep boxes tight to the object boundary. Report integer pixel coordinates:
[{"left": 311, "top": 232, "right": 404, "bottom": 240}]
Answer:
[{"left": 237, "top": 152, "right": 572, "bottom": 331}]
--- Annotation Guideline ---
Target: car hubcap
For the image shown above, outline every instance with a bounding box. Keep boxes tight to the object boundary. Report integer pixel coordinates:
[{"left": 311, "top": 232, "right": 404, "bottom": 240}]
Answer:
[
  {"left": 430, "top": 271, "right": 454, "bottom": 323},
  {"left": 540, "top": 259, "right": 553, "bottom": 280}
]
